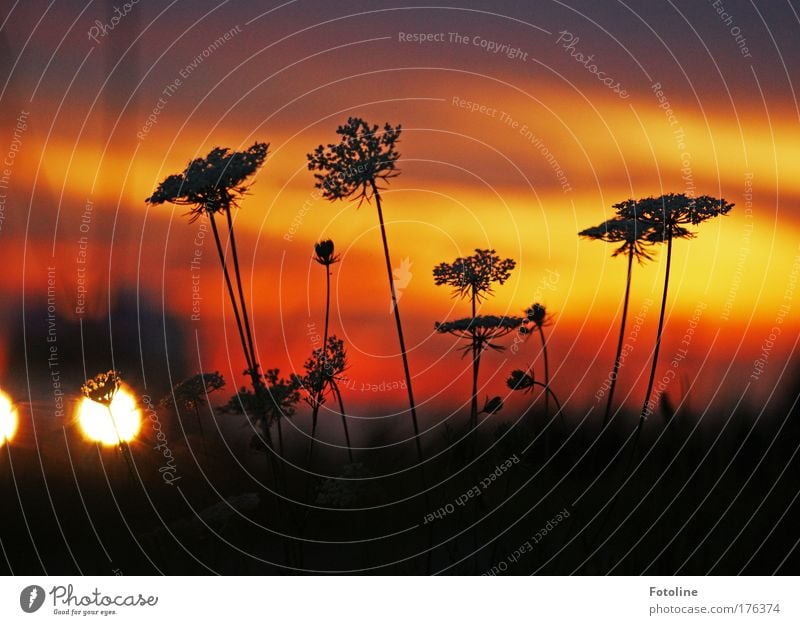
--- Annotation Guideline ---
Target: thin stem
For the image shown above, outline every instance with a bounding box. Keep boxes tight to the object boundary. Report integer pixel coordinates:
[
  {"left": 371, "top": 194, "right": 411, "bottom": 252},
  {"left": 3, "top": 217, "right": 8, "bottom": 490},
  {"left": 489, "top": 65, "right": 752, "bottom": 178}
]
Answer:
[
  {"left": 276, "top": 414, "right": 284, "bottom": 458},
  {"left": 106, "top": 404, "right": 135, "bottom": 482},
  {"left": 371, "top": 181, "right": 422, "bottom": 461},
  {"left": 323, "top": 266, "right": 331, "bottom": 358},
  {"left": 225, "top": 208, "right": 259, "bottom": 378},
  {"left": 470, "top": 339, "right": 482, "bottom": 456},
  {"left": 193, "top": 404, "right": 209, "bottom": 457},
  {"left": 307, "top": 405, "right": 319, "bottom": 466},
  {"left": 538, "top": 325, "right": 550, "bottom": 420},
  {"left": 640, "top": 230, "right": 673, "bottom": 425},
  {"left": 332, "top": 382, "right": 353, "bottom": 463},
  {"left": 603, "top": 246, "right": 634, "bottom": 428},
  {"left": 208, "top": 214, "right": 253, "bottom": 375}
]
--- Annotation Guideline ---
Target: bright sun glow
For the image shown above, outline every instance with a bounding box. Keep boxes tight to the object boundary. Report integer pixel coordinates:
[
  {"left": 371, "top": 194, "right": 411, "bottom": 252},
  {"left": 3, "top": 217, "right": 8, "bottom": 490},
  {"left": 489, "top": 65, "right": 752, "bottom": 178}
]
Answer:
[
  {"left": 0, "top": 390, "right": 17, "bottom": 446},
  {"left": 78, "top": 387, "right": 142, "bottom": 445}
]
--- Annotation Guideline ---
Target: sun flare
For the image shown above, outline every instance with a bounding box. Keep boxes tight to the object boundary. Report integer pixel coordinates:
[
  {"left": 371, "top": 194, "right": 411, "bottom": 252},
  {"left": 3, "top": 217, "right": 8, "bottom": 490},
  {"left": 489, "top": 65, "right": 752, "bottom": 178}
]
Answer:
[
  {"left": 77, "top": 387, "right": 141, "bottom": 445},
  {"left": 0, "top": 390, "right": 18, "bottom": 446}
]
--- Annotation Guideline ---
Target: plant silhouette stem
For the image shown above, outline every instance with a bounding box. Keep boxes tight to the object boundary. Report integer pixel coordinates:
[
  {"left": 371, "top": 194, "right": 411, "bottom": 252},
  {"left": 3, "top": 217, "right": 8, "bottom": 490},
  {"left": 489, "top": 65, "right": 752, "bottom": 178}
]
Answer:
[
  {"left": 208, "top": 214, "right": 253, "bottom": 375},
  {"left": 332, "top": 382, "right": 353, "bottom": 462},
  {"left": 371, "top": 182, "right": 422, "bottom": 461},
  {"left": 586, "top": 233, "right": 673, "bottom": 563},
  {"left": 470, "top": 340, "right": 482, "bottom": 456},
  {"left": 225, "top": 208, "right": 260, "bottom": 377},
  {"left": 603, "top": 246, "right": 634, "bottom": 428},
  {"left": 193, "top": 404, "right": 209, "bottom": 457},
  {"left": 307, "top": 406, "right": 319, "bottom": 466},
  {"left": 538, "top": 325, "right": 550, "bottom": 420},
  {"left": 323, "top": 266, "right": 331, "bottom": 359},
  {"left": 640, "top": 230, "right": 673, "bottom": 426}
]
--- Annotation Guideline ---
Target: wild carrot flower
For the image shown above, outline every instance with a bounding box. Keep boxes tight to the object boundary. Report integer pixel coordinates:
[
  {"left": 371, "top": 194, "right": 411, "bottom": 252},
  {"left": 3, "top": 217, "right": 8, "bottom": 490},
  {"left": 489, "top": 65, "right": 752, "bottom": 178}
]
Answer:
[
  {"left": 226, "top": 369, "right": 300, "bottom": 454},
  {"left": 145, "top": 143, "right": 268, "bottom": 221},
  {"left": 146, "top": 143, "right": 269, "bottom": 416},
  {"left": 482, "top": 396, "right": 504, "bottom": 415},
  {"left": 433, "top": 249, "right": 516, "bottom": 310},
  {"left": 308, "top": 118, "right": 421, "bottom": 461},
  {"left": 307, "top": 118, "right": 401, "bottom": 204},
  {"left": 161, "top": 372, "right": 225, "bottom": 455},
  {"left": 617, "top": 194, "right": 733, "bottom": 427},
  {"left": 507, "top": 369, "right": 535, "bottom": 392},
  {"left": 81, "top": 370, "right": 122, "bottom": 407},
  {"left": 293, "top": 336, "right": 352, "bottom": 463},
  {"left": 313, "top": 239, "right": 340, "bottom": 266},
  {"left": 579, "top": 214, "right": 661, "bottom": 428}
]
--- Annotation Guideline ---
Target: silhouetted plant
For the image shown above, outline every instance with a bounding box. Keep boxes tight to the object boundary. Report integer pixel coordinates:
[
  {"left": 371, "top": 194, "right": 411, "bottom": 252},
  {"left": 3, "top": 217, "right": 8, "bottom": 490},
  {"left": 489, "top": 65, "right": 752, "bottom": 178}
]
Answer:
[
  {"left": 579, "top": 215, "right": 657, "bottom": 427},
  {"left": 226, "top": 369, "right": 300, "bottom": 457},
  {"left": 433, "top": 249, "right": 516, "bottom": 315},
  {"left": 435, "top": 315, "right": 524, "bottom": 448},
  {"left": 160, "top": 372, "right": 225, "bottom": 455},
  {"left": 308, "top": 118, "right": 422, "bottom": 460},
  {"left": 615, "top": 194, "right": 733, "bottom": 426},
  {"left": 506, "top": 368, "right": 563, "bottom": 416},
  {"left": 481, "top": 396, "right": 504, "bottom": 415},
  {"left": 433, "top": 250, "right": 516, "bottom": 433},
  {"left": 81, "top": 370, "right": 135, "bottom": 478},
  {"left": 293, "top": 336, "right": 352, "bottom": 463},
  {"left": 519, "top": 303, "right": 556, "bottom": 420},
  {"left": 146, "top": 143, "right": 268, "bottom": 404}
]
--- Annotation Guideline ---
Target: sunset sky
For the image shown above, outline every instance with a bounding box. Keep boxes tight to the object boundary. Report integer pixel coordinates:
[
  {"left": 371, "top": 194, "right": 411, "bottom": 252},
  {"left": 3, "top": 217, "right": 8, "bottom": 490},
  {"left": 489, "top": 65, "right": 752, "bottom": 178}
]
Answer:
[{"left": 1, "top": 0, "right": 798, "bottom": 444}]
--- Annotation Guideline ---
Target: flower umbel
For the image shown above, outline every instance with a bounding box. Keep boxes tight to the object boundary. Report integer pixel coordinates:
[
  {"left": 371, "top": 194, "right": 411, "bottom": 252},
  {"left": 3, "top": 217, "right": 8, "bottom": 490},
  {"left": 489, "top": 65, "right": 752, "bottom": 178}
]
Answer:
[
  {"left": 433, "top": 249, "right": 516, "bottom": 304},
  {"left": 313, "top": 239, "right": 340, "bottom": 266},
  {"left": 307, "top": 117, "right": 401, "bottom": 203},
  {"left": 81, "top": 370, "right": 122, "bottom": 407},
  {"left": 145, "top": 142, "right": 268, "bottom": 221}
]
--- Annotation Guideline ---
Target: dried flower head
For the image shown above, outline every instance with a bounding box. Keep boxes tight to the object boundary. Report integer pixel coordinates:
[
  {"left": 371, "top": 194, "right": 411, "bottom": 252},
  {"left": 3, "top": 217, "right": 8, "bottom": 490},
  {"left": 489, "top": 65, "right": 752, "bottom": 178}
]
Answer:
[
  {"left": 293, "top": 336, "right": 348, "bottom": 405},
  {"left": 482, "top": 396, "right": 504, "bottom": 415},
  {"left": 225, "top": 369, "right": 300, "bottom": 428},
  {"left": 579, "top": 216, "right": 657, "bottom": 263},
  {"left": 81, "top": 370, "right": 122, "bottom": 406},
  {"left": 307, "top": 117, "right": 401, "bottom": 203},
  {"left": 313, "top": 239, "right": 340, "bottom": 266},
  {"left": 435, "top": 315, "right": 525, "bottom": 353},
  {"left": 613, "top": 193, "right": 734, "bottom": 241},
  {"left": 433, "top": 249, "right": 516, "bottom": 303},
  {"left": 524, "top": 303, "right": 550, "bottom": 328},
  {"left": 507, "top": 369, "right": 535, "bottom": 392},
  {"left": 161, "top": 372, "right": 225, "bottom": 411},
  {"left": 145, "top": 143, "right": 268, "bottom": 221}
]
